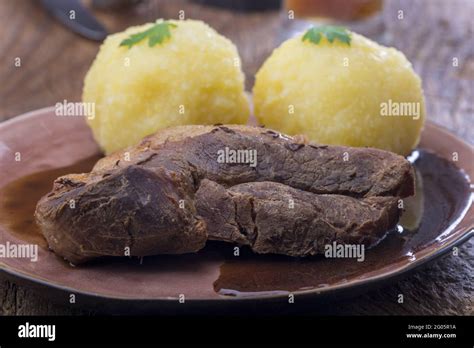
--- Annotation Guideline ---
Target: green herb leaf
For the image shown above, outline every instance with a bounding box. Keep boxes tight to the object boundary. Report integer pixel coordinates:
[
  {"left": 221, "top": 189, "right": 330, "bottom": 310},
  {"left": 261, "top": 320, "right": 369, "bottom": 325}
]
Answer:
[
  {"left": 302, "top": 25, "right": 351, "bottom": 46},
  {"left": 120, "top": 21, "right": 177, "bottom": 49}
]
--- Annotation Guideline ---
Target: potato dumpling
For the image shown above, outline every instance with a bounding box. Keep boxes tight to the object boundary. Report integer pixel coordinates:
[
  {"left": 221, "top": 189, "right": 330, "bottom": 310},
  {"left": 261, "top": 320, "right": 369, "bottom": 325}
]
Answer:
[
  {"left": 253, "top": 30, "right": 425, "bottom": 156},
  {"left": 83, "top": 19, "right": 249, "bottom": 154}
]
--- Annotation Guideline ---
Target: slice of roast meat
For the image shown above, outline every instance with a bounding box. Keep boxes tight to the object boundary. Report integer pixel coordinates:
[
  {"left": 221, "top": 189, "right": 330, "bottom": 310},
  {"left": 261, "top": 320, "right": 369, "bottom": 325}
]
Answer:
[
  {"left": 90, "top": 125, "right": 414, "bottom": 198},
  {"left": 35, "top": 125, "right": 414, "bottom": 264},
  {"left": 37, "top": 166, "right": 207, "bottom": 264},
  {"left": 195, "top": 180, "right": 400, "bottom": 257}
]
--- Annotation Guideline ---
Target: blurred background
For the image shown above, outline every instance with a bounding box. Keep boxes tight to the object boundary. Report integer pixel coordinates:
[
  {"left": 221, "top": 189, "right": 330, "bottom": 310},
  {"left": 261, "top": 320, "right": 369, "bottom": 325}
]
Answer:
[{"left": 0, "top": 0, "right": 472, "bottom": 315}]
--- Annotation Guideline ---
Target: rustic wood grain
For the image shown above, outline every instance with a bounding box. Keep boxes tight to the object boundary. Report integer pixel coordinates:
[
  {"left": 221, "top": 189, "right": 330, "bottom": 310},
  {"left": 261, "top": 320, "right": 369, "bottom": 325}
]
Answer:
[{"left": 0, "top": 0, "right": 472, "bottom": 315}]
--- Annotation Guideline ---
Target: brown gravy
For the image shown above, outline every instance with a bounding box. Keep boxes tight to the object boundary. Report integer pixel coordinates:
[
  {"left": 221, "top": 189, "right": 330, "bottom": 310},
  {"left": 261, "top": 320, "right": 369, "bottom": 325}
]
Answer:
[
  {"left": 0, "top": 150, "right": 470, "bottom": 296},
  {"left": 0, "top": 155, "right": 102, "bottom": 249}
]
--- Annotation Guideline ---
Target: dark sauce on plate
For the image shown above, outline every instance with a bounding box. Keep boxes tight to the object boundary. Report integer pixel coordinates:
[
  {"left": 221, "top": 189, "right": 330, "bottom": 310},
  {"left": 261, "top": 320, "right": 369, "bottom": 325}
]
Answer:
[
  {"left": 0, "top": 155, "right": 102, "bottom": 249},
  {"left": 0, "top": 150, "right": 470, "bottom": 297}
]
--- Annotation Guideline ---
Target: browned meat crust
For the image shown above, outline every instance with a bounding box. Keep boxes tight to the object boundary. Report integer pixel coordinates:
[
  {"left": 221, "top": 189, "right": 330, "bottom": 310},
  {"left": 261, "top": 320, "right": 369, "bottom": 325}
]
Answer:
[
  {"left": 35, "top": 125, "right": 414, "bottom": 264},
  {"left": 196, "top": 180, "right": 400, "bottom": 257}
]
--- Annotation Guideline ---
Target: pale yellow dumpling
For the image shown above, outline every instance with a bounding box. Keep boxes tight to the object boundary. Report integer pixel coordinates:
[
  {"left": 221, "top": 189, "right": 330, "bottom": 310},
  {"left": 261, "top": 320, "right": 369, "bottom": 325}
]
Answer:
[
  {"left": 83, "top": 19, "right": 249, "bottom": 154},
  {"left": 253, "top": 31, "right": 425, "bottom": 155}
]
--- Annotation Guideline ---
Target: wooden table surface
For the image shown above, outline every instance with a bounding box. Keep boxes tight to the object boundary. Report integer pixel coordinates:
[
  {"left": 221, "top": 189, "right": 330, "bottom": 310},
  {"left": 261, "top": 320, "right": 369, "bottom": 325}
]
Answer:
[{"left": 0, "top": 0, "right": 472, "bottom": 315}]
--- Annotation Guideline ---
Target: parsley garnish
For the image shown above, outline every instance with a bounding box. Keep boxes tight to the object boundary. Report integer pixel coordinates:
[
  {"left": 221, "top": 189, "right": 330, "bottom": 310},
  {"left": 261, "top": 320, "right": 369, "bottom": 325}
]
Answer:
[
  {"left": 302, "top": 25, "right": 351, "bottom": 46},
  {"left": 119, "top": 21, "right": 177, "bottom": 49}
]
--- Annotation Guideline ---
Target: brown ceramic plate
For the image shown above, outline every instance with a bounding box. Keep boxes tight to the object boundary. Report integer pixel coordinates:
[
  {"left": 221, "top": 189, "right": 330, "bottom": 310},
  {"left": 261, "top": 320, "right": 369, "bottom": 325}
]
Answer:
[{"left": 0, "top": 107, "right": 472, "bottom": 307}]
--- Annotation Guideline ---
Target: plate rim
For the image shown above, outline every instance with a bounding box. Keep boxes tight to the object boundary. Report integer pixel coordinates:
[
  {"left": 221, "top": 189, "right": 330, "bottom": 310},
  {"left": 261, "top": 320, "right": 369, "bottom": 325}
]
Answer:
[{"left": 0, "top": 107, "right": 473, "bottom": 303}]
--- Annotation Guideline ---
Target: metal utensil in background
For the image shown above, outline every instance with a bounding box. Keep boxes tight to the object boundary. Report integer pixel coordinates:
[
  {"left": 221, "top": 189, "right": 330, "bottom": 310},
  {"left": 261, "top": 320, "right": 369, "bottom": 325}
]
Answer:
[{"left": 40, "top": 0, "right": 108, "bottom": 41}]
